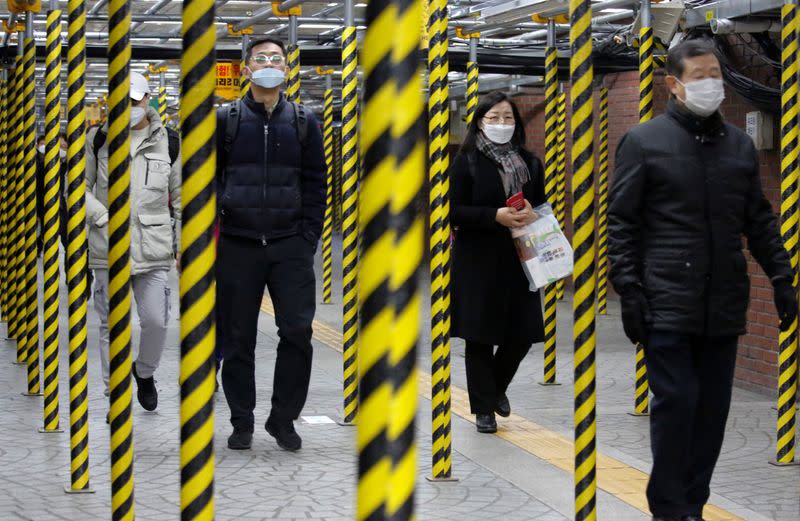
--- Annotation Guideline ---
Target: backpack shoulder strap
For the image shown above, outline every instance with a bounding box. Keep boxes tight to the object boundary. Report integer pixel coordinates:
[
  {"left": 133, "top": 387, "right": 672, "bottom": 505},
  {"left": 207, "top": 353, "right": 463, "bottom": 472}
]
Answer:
[
  {"left": 292, "top": 102, "right": 308, "bottom": 146},
  {"left": 224, "top": 99, "right": 241, "bottom": 155},
  {"left": 93, "top": 127, "right": 106, "bottom": 172},
  {"left": 165, "top": 127, "right": 180, "bottom": 166}
]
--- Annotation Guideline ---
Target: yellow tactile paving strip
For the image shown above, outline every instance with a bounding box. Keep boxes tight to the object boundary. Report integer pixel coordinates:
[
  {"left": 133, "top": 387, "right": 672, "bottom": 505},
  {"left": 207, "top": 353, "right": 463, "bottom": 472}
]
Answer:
[{"left": 260, "top": 297, "right": 743, "bottom": 521}]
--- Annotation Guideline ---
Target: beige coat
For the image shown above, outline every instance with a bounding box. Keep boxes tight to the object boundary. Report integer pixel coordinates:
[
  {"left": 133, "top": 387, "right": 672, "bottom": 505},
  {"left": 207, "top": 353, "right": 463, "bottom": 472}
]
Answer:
[{"left": 85, "top": 107, "right": 181, "bottom": 274}]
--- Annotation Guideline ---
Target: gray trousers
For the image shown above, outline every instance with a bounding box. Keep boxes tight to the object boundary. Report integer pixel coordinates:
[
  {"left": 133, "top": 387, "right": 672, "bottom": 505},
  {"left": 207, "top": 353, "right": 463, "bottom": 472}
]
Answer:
[{"left": 94, "top": 268, "right": 171, "bottom": 394}]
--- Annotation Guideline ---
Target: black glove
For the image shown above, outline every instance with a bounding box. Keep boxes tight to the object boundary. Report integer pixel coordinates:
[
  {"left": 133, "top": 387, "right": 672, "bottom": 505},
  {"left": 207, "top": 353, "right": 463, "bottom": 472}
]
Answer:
[
  {"left": 619, "top": 285, "right": 652, "bottom": 346},
  {"left": 773, "top": 280, "right": 799, "bottom": 332}
]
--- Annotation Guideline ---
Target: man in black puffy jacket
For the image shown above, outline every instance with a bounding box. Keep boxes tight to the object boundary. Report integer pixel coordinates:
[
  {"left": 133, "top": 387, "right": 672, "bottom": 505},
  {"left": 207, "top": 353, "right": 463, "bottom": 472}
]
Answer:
[
  {"left": 609, "top": 39, "right": 797, "bottom": 521},
  {"left": 215, "top": 37, "right": 326, "bottom": 452}
]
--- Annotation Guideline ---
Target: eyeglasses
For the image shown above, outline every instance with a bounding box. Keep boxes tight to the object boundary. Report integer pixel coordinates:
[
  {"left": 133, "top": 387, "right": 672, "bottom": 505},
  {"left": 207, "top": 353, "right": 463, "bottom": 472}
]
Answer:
[
  {"left": 251, "top": 54, "right": 285, "bottom": 66},
  {"left": 483, "top": 115, "right": 515, "bottom": 124}
]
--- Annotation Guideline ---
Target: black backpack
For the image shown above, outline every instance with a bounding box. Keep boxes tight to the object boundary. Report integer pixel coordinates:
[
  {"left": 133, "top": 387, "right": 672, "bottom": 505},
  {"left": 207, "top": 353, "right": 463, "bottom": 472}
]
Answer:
[
  {"left": 93, "top": 125, "right": 180, "bottom": 169},
  {"left": 220, "top": 99, "right": 308, "bottom": 161}
]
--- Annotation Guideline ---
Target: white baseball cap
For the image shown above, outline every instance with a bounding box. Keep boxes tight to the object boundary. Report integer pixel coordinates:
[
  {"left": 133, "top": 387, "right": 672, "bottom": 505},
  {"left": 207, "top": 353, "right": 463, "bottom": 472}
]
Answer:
[{"left": 130, "top": 71, "right": 151, "bottom": 101}]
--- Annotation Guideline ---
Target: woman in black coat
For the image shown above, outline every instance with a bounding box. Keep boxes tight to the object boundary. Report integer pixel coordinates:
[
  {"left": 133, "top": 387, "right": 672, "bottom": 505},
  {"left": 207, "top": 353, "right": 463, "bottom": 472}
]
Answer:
[{"left": 450, "top": 91, "right": 546, "bottom": 433}]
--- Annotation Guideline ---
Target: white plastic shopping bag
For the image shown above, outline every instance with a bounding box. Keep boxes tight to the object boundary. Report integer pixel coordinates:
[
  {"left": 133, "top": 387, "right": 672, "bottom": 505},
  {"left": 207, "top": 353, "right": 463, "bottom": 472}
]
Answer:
[{"left": 510, "top": 203, "right": 573, "bottom": 291}]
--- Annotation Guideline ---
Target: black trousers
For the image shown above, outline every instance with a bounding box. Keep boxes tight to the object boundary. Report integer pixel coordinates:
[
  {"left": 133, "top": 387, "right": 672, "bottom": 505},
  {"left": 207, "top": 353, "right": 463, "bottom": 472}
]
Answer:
[
  {"left": 464, "top": 341, "right": 531, "bottom": 414},
  {"left": 218, "top": 233, "right": 316, "bottom": 432},
  {"left": 644, "top": 331, "right": 738, "bottom": 518}
]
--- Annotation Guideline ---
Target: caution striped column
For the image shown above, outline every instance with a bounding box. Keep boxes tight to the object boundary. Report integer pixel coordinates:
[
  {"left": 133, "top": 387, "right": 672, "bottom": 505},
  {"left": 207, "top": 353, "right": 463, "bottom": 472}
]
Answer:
[
  {"left": 775, "top": 0, "right": 799, "bottom": 465},
  {"left": 428, "top": 0, "right": 453, "bottom": 481},
  {"left": 357, "top": 0, "right": 394, "bottom": 515},
  {"left": 22, "top": 28, "right": 42, "bottom": 397},
  {"left": 107, "top": 0, "right": 136, "bottom": 517},
  {"left": 596, "top": 87, "right": 609, "bottom": 316},
  {"left": 158, "top": 69, "right": 167, "bottom": 125},
  {"left": 569, "top": 0, "right": 597, "bottom": 516},
  {"left": 64, "top": 0, "right": 93, "bottom": 493},
  {"left": 286, "top": 40, "right": 301, "bottom": 103},
  {"left": 341, "top": 23, "right": 360, "bottom": 425},
  {"left": 555, "top": 90, "right": 567, "bottom": 301},
  {"left": 632, "top": 16, "right": 654, "bottom": 417},
  {"left": 239, "top": 33, "right": 250, "bottom": 98},
  {"left": 0, "top": 71, "right": 8, "bottom": 323},
  {"left": 387, "top": 0, "right": 424, "bottom": 513},
  {"left": 40, "top": 5, "right": 64, "bottom": 433},
  {"left": 179, "top": 0, "right": 217, "bottom": 516},
  {"left": 322, "top": 77, "right": 334, "bottom": 304},
  {"left": 465, "top": 36, "right": 478, "bottom": 125},
  {"left": 9, "top": 51, "right": 26, "bottom": 356},
  {"left": 542, "top": 37, "right": 560, "bottom": 386}
]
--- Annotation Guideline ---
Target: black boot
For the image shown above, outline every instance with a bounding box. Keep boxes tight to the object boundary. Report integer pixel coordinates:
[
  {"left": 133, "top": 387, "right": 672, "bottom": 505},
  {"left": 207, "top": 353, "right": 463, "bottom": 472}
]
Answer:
[
  {"left": 476, "top": 413, "right": 497, "bottom": 433},
  {"left": 132, "top": 363, "right": 158, "bottom": 411},
  {"left": 265, "top": 415, "right": 302, "bottom": 451},
  {"left": 495, "top": 394, "right": 511, "bottom": 417},
  {"left": 227, "top": 428, "right": 253, "bottom": 450}
]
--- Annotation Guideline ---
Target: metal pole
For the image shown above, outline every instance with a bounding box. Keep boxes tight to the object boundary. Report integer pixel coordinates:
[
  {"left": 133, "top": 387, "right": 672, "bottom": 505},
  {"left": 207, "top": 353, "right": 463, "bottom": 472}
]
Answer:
[
  {"left": 465, "top": 37, "right": 478, "bottom": 124},
  {"left": 286, "top": 15, "right": 300, "bottom": 103},
  {"left": 64, "top": 0, "right": 94, "bottom": 494},
  {"left": 10, "top": 42, "right": 27, "bottom": 359},
  {"left": 22, "top": 11, "right": 42, "bottom": 397},
  {"left": 428, "top": 0, "right": 454, "bottom": 482},
  {"left": 39, "top": 0, "right": 64, "bottom": 434},
  {"left": 0, "top": 70, "right": 8, "bottom": 324},
  {"left": 278, "top": 0, "right": 307, "bottom": 11},
  {"left": 106, "top": 0, "right": 136, "bottom": 517},
  {"left": 322, "top": 73, "right": 334, "bottom": 304},
  {"left": 158, "top": 69, "right": 167, "bottom": 125},
  {"left": 774, "top": 0, "right": 799, "bottom": 466},
  {"left": 340, "top": 0, "right": 359, "bottom": 426},
  {"left": 569, "top": 0, "right": 598, "bottom": 518},
  {"left": 632, "top": 0, "right": 653, "bottom": 417},
  {"left": 179, "top": 0, "right": 217, "bottom": 515},
  {"left": 541, "top": 19, "right": 560, "bottom": 387},
  {"left": 555, "top": 88, "right": 567, "bottom": 301},
  {"left": 240, "top": 33, "right": 251, "bottom": 97},
  {"left": 596, "top": 87, "right": 610, "bottom": 317}
]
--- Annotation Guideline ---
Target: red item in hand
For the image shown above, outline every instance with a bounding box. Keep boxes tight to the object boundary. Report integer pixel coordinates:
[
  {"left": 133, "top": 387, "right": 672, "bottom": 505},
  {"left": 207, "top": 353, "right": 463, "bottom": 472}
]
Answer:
[{"left": 506, "top": 191, "right": 525, "bottom": 211}]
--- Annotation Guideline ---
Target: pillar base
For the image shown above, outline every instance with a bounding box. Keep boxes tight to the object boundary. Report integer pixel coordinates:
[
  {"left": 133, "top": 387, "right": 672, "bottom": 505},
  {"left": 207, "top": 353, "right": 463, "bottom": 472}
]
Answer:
[
  {"left": 336, "top": 417, "right": 357, "bottom": 427},
  {"left": 12, "top": 361, "right": 26, "bottom": 366},
  {"left": 627, "top": 411, "right": 649, "bottom": 417},
  {"left": 38, "top": 427, "right": 64, "bottom": 434},
  {"left": 64, "top": 485, "right": 95, "bottom": 494},
  {"left": 22, "top": 391, "right": 43, "bottom": 397},
  {"left": 768, "top": 459, "right": 800, "bottom": 467},
  {"left": 425, "top": 475, "right": 459, "bottom": 483},
  {"left": 538, "top": 381, "right": 562, "bottom": 386}
]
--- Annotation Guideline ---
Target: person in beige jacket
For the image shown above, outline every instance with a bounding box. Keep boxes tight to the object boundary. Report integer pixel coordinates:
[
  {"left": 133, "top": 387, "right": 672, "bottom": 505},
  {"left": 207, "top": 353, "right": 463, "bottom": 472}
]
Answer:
[{"left": 86, "top": 71, "right": 181, "bottom": 412}]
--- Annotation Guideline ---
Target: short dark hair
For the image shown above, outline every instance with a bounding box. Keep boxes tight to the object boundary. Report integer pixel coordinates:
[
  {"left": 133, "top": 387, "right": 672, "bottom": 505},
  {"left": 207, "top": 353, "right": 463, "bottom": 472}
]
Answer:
[
  {"left": 245, "top": 37, "right": 287, "bottom": 63},
  {"left": 460, "top": 91, "right": 527, "bottom": 153},
  {"left": 666, "top": 39, "right": 720, "bottom": 78}
]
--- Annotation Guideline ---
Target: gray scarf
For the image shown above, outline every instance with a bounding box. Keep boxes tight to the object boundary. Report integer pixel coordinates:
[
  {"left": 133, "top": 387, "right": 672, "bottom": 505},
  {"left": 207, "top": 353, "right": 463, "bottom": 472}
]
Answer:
[{"left": 476, "top": 132, "right": 531, "bottom": 197}]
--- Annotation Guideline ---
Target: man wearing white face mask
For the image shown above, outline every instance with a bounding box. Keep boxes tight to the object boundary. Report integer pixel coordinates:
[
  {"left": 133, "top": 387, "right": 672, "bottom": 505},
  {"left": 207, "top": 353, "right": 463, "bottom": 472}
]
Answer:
[
  {"left": 609, "top": 39, "right": 796, "bottom": 521},
  {"left": 86, "top": 71, "right": 182, "bottom": 414},
  {"left": 215, "top": 37, "right": 326, "bottom": 452}
]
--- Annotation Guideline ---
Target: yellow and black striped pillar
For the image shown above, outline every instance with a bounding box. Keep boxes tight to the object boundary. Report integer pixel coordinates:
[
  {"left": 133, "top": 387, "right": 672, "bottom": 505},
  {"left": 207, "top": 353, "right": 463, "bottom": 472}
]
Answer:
[
  {"left": 107, "top": 0, "right": 136, "bottom": 517},
  {"left": 357, "top": 0, "right": 394, "bottom": 514},
  {"left": 340, "top": 12, "right": 360, "bottom": 425},
  {"left": 428, "top": 0, "right": 454, "bottom": 481},
  {"left": 0, "top": 70, "right": 8, "bottom": 324},
  {"left": 632, "top": 0, "right": 654, "bottom": 417},
  {"left": 569, "top": 0, "right": 597, "bottom": 516},
  {"left": 179, "top": 0, "right": 217, "bottom": 515},
  {"left": 158, "top": 68, "right": 167, "bottom": 125},
  {"left": 596, "top": 87, "right": 609, "bottom": 316},
  {"left": 775, "top": 0, "right": 799, "bottom": 466},
  {"left": 240, "top": 33, "right": 251, "bottom": 98},
  {"left": 9, "top": 48, "right": 26, "bottom": 358},
  {"left": 40, "top": 2, "right": 64, "bottom": 434},
  {"left": 286, "top": 15, "right": 300, "bottom": 103},
  {"left": 322, "top": 71, "right": 335, "bottom": 305},
  {"left": 22, "top": 16, "right": 42, "bottom": 397},
  {"left": 466, "top": 36, "right": 479, "bottom": 125},
  {"left": 555, "top": 89, "right": 568, "bottom": 301},
  {"left": 64, "top": 0, "right": 94, "bottom": 494},
  {"left": 541, "top": 21, "right": 560, "bottom": 387},
  {"left": 386, "top": 0, "right": 424, "bottom": 512}
]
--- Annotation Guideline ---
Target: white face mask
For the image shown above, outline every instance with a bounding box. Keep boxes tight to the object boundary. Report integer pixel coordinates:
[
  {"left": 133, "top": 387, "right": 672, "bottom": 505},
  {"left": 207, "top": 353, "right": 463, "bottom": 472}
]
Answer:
[
  {"left": 482, "top": 124, "right": 515, "bottom": 145},
  {"left": 676, "top": 78, "right": 725, "bottom": 117},
  {"left": 251, "top": 67, "right": 285, "bottom": 89},
  {"left": 130, "top": 106, "right": 147, "bottom": 127},
  {"left": 37, "top": 145, "right": 45, "bottom": 154}
]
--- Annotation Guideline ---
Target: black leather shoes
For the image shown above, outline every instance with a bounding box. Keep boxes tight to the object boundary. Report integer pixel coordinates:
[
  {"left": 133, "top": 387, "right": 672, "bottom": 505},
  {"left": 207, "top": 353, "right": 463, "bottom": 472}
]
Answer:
[
  {"left": 495, "top": 394, "right": 511, "bottom": 417},
  {"left": 265, "top": 416, "right": 302, "bottom": 451},
  {"left": 227, "top": 429, "right": 253, "bottom": 450},
  {"left": 132, "top": 363, "right": 158, "bottom": 411},
  {"left": 476, "top": 413, "right": 497, "bottom": 433}
]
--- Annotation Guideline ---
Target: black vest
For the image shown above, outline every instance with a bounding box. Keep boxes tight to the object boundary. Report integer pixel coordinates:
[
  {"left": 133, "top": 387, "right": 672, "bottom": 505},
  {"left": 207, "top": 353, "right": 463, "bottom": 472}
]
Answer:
[{"left": 218, "top": 94, "right": 304, "bottom": 243}]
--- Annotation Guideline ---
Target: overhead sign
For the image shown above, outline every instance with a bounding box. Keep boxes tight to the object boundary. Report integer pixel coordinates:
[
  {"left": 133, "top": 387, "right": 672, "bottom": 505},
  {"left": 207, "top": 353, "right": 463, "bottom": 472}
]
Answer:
[{"left": 215, "top": 61, "right": 241, "bottom": 100}]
